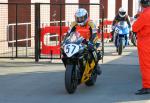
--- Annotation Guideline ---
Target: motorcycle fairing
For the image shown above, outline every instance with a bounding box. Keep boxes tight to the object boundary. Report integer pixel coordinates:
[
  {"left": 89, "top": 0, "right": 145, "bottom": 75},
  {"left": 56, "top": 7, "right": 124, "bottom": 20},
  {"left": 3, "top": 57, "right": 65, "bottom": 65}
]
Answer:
[{"left": 81, "top": 60, "right": 95, "bottom": 83}]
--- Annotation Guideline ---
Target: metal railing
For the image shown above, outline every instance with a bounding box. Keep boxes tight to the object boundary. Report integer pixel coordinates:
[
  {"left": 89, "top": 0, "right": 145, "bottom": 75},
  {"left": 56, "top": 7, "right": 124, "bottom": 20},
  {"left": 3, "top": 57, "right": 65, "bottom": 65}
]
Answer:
[
  {"left": 7, "top": 22, "right": 33, "bottom": 58},
  {"left": 0, "top": 3, "right": 104, "bottom": 62}
]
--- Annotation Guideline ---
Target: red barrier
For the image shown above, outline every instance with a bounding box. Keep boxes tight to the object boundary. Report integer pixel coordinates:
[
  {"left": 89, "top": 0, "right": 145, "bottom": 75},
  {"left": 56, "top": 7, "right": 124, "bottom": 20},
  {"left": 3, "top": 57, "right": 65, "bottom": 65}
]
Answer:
[
  {"left": 40, "top": 26, "right": 69, "bottom": 55},
  {"left": 103, "top": 20, "right": 113, "bottom": 25},
  {"left": 103, "top": 20, "right": 113, "bottom": 39},
  {"left": 40, "top": 20, "right": 113, "bottom": 55}
]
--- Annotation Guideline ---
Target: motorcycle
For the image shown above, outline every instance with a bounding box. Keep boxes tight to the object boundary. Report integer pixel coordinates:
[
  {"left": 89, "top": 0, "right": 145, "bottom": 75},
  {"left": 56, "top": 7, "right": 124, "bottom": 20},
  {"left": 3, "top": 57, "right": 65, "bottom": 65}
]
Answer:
[
  {"left": 130, "top": 32, "right": 137, "bottom": 46},
  {"left": 113, "top": 21, "right": 130, "bottom": 55},
  {"left": 61, "top": 32, "right": 99, "bottom": 94},
  {"left": 130, "top": 17, "right": 137, "bottom": 46}
]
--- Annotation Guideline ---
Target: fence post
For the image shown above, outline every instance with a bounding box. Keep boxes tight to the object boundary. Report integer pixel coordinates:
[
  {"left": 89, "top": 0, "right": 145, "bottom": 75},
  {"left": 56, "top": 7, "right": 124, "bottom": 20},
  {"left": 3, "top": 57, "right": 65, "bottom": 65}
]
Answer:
[
  {"left": 16, "top": 4, "right": 18, "bottom": 58},
  {"left": 101, "top": 4, "right": 104, "bottom": 63},
  {"left": 35, "top": 3, "right": 40, "bottom": 62},
  {"left": 59, "top": 2, "right": 62, "bottom": 59}
]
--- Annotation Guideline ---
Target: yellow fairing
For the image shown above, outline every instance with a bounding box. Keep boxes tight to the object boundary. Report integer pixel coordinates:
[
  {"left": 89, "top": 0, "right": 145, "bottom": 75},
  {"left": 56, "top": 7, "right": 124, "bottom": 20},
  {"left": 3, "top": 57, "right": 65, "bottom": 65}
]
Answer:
[{"left": 81, "top": 60, "right": 95, "bottom": 83}]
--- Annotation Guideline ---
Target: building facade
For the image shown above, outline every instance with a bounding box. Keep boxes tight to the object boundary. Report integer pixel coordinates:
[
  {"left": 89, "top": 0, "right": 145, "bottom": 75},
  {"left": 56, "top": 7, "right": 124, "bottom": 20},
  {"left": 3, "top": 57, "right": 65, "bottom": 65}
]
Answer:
[{"left": 0, "top": 0, "right": 139, "bottom": 55}]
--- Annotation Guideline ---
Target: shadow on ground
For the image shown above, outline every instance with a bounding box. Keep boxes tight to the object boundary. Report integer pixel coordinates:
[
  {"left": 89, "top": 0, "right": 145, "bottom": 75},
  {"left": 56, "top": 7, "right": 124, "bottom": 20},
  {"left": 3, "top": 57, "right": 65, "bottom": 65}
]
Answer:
[{"left": 0, "top": 48, "right": 149, "bottom": 103}]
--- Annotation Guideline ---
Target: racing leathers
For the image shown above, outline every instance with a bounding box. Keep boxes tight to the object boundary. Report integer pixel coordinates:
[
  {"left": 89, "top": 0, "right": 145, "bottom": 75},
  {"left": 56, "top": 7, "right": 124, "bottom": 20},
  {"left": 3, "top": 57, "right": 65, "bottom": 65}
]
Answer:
[
  {"left": 111, "top": 14, "right": 131, "bottom": 42},
  {"left": 63, "top": 20, "right": 101, "bottom": 75}
]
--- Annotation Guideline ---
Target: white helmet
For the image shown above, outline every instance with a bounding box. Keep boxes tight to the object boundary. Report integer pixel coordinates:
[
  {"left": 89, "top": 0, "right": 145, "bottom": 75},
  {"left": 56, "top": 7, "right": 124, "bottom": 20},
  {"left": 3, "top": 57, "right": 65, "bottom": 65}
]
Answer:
[
  {"left": 119, "top": 7, "right": 126, "bottom": 17},
  {"left": 75, "top": 8, "right": 88, "bottom": 26}
]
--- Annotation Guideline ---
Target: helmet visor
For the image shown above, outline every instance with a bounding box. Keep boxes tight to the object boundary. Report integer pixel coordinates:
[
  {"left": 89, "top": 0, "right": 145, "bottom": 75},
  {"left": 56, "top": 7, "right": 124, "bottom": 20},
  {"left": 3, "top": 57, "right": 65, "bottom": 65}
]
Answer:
[
  {"left": 120, "top": 12, "right": 126, "bottom": 16},
  {"left": 76, "top": 17, "right": 84, "bottom": 23},
  {"left": 75, "top": 14, "right": 88, "bottom": 23}
]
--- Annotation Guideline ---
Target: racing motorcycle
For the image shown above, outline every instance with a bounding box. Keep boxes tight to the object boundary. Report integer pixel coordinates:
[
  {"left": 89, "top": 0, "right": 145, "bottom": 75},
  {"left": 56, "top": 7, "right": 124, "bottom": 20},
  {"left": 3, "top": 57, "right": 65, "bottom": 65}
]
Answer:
[
  {"left": 113, "top": 21, "right": 130, "bottom": 55},
  {"left": 130, "top": 17, "right": 137, "bottom": 46},
  {"left": 130, "top": 32, "right": 137, "bottom": 46},
  {"left": 61, "top": 32, "right": 99, "bottom": 94}
]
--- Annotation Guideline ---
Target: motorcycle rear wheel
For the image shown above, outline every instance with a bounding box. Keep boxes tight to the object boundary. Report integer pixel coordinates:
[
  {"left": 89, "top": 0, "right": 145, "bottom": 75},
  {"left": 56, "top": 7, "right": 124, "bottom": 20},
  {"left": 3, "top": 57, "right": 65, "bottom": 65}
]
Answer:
[{"left": 65, "top": 64, "right": 77, "bottom": 94}]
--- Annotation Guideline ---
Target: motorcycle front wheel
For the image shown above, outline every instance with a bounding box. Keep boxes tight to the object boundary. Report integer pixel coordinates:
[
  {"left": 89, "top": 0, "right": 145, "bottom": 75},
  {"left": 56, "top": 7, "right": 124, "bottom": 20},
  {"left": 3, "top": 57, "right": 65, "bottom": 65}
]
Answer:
[
  {"left": 131, "top": 33, "right": 137, "bottom": 46},
  {"left": 65, "top": 64, "right": 78, "bottom": 94},
  {"left": 118, "top": 38, "right": 123, "bottom": 55}
]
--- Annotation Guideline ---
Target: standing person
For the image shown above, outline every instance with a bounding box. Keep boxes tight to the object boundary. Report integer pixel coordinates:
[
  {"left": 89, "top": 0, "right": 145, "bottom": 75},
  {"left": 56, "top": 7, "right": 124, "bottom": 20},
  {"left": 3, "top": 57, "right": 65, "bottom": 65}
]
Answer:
[{"left": 132, "top": 0, "right": 150, "bottom": 95}]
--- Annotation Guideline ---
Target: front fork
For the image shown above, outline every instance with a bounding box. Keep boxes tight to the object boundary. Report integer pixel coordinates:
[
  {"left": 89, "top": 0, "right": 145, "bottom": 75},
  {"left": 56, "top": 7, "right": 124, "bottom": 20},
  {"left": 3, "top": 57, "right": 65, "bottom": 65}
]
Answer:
[
  {"left": 115, "top": 35, "right": 128, "bottom": 48},
  {"left": 62, "top": 57, "right": 82, "bottom": 84}
]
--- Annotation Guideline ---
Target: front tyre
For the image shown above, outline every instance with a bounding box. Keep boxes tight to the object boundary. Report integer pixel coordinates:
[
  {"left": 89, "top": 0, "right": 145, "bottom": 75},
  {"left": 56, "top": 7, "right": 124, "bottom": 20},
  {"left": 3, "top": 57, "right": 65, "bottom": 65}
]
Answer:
[
  {"left": 118, "top": 38, "right": 123, "bottom": 55},
  {"left": 131, "top": 33, "right": 137, "bottom": 46},
  {"left": 65, "top": 64, "right": 77, "bottom": 94}
]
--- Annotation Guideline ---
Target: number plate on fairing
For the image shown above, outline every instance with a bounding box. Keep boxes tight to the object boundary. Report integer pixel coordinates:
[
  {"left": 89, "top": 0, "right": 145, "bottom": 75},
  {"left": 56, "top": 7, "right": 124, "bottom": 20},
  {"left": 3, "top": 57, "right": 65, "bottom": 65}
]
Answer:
[{"left": 64, "top": 44, "right": 79, "bottom": 57}]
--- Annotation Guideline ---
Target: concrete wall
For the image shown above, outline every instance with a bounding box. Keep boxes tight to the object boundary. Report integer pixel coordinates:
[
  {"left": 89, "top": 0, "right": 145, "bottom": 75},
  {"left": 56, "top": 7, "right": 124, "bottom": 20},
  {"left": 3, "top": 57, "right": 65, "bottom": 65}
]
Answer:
[
  {"left": 65, "top": 0, "right": 79, "bottom": 26},
  {"left": 122, "top": 0, "right": 128, "bottom": 14},
  {"left": 0, "top": 0, "right": 8, "bottom": 54},
  {"left": 108, "top": 0, "right": 116, "bottom": 20},
  {"left": 133, "top": 0, "right": 140, "bottom": 16},
  {"left": 90, "top": 0, "right": 100, "bottom": 26},
  {"left": 31, "top": 0, "right": 50, "bottom": 47}
]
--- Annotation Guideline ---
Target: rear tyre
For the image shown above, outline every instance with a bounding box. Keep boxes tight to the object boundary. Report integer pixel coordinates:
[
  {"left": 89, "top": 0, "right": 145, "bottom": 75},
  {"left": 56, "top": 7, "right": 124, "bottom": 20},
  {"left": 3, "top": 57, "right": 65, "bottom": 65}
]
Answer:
[{"left": 65, "top": 65, "right": 77, "bottom": 94}]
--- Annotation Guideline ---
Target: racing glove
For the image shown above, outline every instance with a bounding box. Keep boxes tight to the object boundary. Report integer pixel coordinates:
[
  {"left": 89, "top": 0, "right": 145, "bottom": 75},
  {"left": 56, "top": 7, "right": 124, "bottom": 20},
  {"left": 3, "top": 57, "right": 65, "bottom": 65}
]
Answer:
[
  {"left": 87, "top": 41, "right": 95, "bottom": 51},
  {"left": 112, "top": 26, "right": 115, "bottom": 31}
]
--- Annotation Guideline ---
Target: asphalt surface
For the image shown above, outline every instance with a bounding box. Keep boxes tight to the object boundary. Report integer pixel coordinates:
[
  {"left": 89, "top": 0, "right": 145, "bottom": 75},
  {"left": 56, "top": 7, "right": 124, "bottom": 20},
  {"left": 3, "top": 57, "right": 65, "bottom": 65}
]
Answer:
[{"left": 0, "top": 43, "right": 149, "bottom": 103}]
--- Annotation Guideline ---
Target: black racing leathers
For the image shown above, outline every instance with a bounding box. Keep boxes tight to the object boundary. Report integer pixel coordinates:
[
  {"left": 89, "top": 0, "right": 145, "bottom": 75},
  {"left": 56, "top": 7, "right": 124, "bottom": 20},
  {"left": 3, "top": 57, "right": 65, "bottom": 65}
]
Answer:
[
  {"left": 111, "top": 14, "right": 131, "bottom": 42},
  {"left": 112, "top": 14, "right": 131, "bottom": 28}
]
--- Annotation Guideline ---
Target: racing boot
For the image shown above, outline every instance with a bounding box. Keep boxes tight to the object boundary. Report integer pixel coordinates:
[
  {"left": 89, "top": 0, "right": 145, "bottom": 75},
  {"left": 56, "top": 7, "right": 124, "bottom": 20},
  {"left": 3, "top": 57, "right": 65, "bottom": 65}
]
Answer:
[
  {"left": 97, "top": 50, "right": 102, "bottom": 60},
  {"left": 135, "top": 88, "right": 150, "bottom": 95},
  {"left": 96, "top": 64, "right": 102, "bottom": 75}
]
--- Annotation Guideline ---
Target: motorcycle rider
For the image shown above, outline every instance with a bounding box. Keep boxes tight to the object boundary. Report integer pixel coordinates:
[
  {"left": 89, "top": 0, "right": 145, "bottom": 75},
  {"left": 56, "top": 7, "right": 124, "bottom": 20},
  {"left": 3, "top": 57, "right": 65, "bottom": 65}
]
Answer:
[
  {"left": 62, "top": 8, "right": 101, "bottom": 75},
  {"left": 110, "top": 7, "right": 131, "bottom": 45}
]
